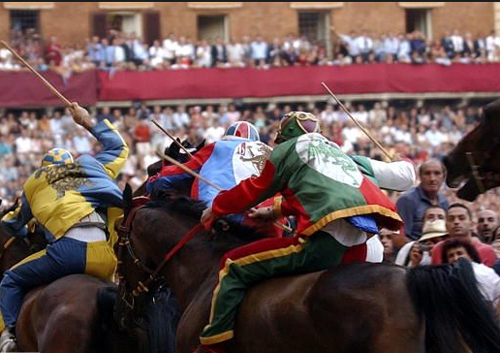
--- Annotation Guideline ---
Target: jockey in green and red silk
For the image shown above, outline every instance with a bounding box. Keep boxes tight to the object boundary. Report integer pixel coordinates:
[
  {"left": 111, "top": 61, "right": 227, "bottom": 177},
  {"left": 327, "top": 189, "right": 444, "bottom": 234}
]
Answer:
[
  {"left": 147, "top": 121, "right": 286, "bottom": 237},
  {"left": 193, "top": 111, "right": 416, "bottom": 353}
]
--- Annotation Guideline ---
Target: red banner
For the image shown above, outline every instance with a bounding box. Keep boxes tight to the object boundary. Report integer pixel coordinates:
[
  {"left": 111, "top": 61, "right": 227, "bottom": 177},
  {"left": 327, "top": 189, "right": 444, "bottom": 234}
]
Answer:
[
  {"left": 1, "top": 64, "right": 500, "bottom": 107},
  {"left": 98, "top": 63, "right": 500, "bottom": 101},
  {"left": 0, "top": 70, "right": 97, "bottom": 108}
]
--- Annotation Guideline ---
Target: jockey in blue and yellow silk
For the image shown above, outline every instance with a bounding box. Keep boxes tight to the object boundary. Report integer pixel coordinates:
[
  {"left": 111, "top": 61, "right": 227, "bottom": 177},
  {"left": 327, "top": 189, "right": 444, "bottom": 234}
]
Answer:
[{"left": 0, "top": 103, "right": 128, "bottom": 350}]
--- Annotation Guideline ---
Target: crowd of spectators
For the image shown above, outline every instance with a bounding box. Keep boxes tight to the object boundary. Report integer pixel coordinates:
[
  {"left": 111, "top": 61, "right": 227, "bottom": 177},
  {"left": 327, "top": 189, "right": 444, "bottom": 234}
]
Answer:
[
  {"left": 1, "top": 100, "right": 498, "bottom": 217},
  {"left": 2, "top": 27, "right": 500, "bottom": 75}
]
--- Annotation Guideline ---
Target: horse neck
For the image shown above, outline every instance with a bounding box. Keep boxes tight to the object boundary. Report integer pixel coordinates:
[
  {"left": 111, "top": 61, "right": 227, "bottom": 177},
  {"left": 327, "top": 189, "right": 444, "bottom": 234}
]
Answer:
[
  {"left": 135, "top": 209, "right": 220, "bottom": 310},
  {"left": 163, "top": 235, "right": 222, "bottom": 310}
]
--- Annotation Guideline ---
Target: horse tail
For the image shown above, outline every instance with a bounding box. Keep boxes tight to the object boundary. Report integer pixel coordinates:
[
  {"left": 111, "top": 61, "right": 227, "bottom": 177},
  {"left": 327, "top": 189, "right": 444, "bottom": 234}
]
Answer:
[
  {"left": 407, "top": 259, "right": 500, "bottom": 353},
  {"left": 144, "top": 286, "right": 182, "bottom": 353}
]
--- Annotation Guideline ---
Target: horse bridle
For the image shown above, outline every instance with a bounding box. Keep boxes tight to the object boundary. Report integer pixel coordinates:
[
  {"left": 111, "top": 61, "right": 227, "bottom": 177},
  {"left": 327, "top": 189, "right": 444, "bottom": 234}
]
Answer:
[
  {"left": 116, "top": 204, "right": 202, "bottom": 309},
  {"left": 464, "top": 135, "right": 500, "bottom": 192}
]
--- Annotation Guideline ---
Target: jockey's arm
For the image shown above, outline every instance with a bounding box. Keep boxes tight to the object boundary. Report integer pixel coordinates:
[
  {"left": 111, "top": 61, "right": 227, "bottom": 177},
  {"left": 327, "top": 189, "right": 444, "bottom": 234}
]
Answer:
[
  {"left": 351, "top": 155, "right": 416, "bottom": 192},
  {"left": 68, "top": 102, "right": 129, "bottom": 179},
  {"left": 1, "top": 195, "right": 33, "bottom": 238},
  {"left": 146, "top": 143, "right": 214, "bottom": 195},
  {"left": 212, "top": 159, "right": 281, "bottom": 217}
]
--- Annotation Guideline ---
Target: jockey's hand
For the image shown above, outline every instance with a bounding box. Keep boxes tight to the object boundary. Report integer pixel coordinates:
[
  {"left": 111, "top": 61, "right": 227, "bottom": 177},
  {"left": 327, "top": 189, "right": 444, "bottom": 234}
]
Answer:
[
  {"left": 248, "top": 206, "right": 274, "bottom": 220},
  {"left": 201, "top": 207, "right": 217, "bottom": 230},
  {"left": 68, "top": 102, "right": 92, "bottom": 130}
]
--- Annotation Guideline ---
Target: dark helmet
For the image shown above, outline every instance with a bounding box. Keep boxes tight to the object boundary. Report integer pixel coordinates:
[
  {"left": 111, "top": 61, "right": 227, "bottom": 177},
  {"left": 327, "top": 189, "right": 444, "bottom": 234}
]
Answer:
[{"left": 275, "top": 111, "right": 321, "bottom": 144}]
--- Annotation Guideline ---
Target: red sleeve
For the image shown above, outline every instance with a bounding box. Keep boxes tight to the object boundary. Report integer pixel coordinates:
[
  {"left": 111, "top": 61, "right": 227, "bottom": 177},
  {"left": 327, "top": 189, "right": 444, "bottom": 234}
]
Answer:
[
  {"left": 279, "top": 198, "right": 295, "bottom": 218},
  {"left": 479, "top": 245, "right": 498, "bottom": 267},
  {"left": 148, "top": 143, "right": 214, "bottom": 183},
  {"left": 212, "top": 160, "right": 277, "bottom": 216},
  {"left": 431, "top": 241, "right": 444, "bottom": 265}
]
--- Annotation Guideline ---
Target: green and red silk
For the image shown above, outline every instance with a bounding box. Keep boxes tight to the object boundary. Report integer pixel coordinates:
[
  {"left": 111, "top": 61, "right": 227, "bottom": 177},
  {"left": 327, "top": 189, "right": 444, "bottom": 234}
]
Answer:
[{"left": 212, "top": 134, "right": 402, "bottom": 236}]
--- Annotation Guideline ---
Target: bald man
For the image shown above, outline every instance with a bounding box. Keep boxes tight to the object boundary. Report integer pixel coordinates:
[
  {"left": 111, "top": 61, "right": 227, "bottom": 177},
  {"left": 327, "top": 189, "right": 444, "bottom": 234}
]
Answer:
[{"left": 477, "top": 209, "right": 499, "bottom": 244}]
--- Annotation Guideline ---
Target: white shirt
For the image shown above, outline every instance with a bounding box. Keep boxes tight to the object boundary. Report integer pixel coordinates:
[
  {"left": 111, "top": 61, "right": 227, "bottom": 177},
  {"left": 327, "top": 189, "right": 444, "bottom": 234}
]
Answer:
[{"left": 472, "top": 262, "right": 500, "bottom": 306}]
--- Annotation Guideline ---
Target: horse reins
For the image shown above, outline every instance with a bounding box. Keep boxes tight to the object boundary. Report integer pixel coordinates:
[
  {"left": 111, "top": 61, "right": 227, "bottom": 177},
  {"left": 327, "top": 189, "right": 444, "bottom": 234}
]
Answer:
[
  {"left": 117, "top": 204, "right": 203, "bottom": 298},
  {"left": 0, "top": 237, "right": 15, "bottom": 260}
]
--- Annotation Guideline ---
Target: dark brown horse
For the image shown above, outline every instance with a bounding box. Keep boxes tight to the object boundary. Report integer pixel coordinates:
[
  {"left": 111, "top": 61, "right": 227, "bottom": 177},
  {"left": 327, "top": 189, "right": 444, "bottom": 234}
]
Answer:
[
  {"left": 0, "top": 204, "right": 147, "bottom": 353},
  {"left": 115, "top": 193, "right": 500, "bottom": 353},
  {"left": 133, "top": 139, "right": 205, "bottom": 197},
  {"left": 443, "top": 98, "right": 500, "bottom": 201}
]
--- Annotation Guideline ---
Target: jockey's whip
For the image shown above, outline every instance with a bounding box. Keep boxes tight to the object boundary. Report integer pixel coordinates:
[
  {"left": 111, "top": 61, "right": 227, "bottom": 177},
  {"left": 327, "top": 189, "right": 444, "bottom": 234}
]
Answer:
[
  {"left": 466, "top": 152, "right": 486, "bottom": 194},
  {"left": 160, "top": 152, "right": 292, "bottom": 233},
  {"left": 321, "top": 82, "right": 393, "bottom": 161},
  {"left": 1, "top": 40, "right": 72, "bottom": 107},
  {"left": 151, "top": 119, "right": 194, "bottom": 158}
]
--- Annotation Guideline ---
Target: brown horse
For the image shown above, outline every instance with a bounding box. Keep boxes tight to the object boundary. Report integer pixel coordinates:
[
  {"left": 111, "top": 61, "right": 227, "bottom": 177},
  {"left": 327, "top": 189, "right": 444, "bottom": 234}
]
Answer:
[
  {"left": 0, "top": 204, "right": 147, "bottom": 353},
  {"left": 134, "top": 139, "right": 205, "bottom": 198},
  {"left": 115, "top": 193, "right": 500, "bottom": 353},
  {"left": 443, "top": 98, "right": 500, "bottom": 201}
]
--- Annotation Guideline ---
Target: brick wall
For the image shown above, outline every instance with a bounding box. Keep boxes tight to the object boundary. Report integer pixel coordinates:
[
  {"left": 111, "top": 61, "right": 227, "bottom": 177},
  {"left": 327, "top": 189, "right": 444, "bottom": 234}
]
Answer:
[
  {"left": 39, "top": 2, "right": 97, "bottom": 44},
  {"left": 0, "top": 2, "right": 495, "bottom": 45},
  {"left": 432, "top": 2, "right": 494, "bottom": 37}
]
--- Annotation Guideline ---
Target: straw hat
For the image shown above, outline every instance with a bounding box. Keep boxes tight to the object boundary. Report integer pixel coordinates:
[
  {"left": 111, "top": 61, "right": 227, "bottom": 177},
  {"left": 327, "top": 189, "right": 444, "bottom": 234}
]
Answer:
[{"left": 419, "top": 220, "right": 448, "bottom": 241}]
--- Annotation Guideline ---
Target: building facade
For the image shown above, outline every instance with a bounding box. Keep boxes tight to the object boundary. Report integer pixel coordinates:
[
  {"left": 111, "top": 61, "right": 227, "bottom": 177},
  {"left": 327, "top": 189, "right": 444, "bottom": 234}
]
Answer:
[{"left": 0, "top": 2, "right": 495, "bottom": 47}]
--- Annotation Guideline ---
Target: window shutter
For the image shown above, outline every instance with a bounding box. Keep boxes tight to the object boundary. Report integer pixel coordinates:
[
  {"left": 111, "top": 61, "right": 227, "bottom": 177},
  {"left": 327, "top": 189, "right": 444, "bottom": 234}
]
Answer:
[
  {"left": 92, "top": 12, "right": 107, "bottom": 38},
  {"left": 143, "top": 10, "right": 160, "bottom": 46}
]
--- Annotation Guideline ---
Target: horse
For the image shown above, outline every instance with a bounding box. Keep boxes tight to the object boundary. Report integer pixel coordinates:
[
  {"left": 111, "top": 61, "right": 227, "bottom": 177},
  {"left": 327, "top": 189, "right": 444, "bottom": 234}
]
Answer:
[
  {"left": 443, "top": 97, "right": 500, "bottom": 201},
  {"left": 133, "top": 139, "right": 205, "bottom": 198},
  {"left": 114, "top": 191, "right": 500, "bottom": 353},
  {"left": 0, "top": 203, "right": 148, "bottom": 353}
]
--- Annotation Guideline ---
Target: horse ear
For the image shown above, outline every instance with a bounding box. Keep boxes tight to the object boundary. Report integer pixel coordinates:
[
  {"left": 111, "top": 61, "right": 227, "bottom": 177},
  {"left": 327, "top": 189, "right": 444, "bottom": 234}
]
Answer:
[
  {"left": 196, "top": 139, "right": 206, "bottom": 152},
  {"left": 168, "top": 141, "right": 181, "bottom": 159},
  {"left": 484, "top": 97, "right": 500, "bottom": 122},
  {"left": 123, "top": 183, "right": 133, "bottom": 219}
]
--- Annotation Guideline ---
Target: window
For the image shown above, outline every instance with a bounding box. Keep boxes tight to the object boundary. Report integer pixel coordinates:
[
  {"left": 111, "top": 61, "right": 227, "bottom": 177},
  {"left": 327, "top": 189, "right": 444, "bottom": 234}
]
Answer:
[
  {"left": 91, "top": 11, "right": 144, "bottom": 38},
  {"left": 10, "top": 10, "right": 39, "bottom": 34},
  {"left": 298, "top": 12, "right": 331, "bottom": 53},
  {"left": 197, "top": 15, "right": 228, "bottom": 42},
  {"left": 405, "top": 9, "right": 431, "bottom": 38}
]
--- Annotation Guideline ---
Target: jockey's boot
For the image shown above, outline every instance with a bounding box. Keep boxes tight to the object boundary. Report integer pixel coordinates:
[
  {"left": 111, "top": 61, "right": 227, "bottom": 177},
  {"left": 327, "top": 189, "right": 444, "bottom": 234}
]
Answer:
[
  {"left": 191, "top": 343, "right": 226, "bottom": 353},
  {"left": 0, "top": 328, "right": 18, "bottom": 353}
]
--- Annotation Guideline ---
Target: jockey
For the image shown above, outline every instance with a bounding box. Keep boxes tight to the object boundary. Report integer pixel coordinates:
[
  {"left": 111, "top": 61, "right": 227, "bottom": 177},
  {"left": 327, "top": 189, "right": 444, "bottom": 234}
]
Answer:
[
  {"left": 194, "top": 111, "right": 416, "bottom": 353},
  {"left": 0, "top": 103, "right": 128, "bottom": 352},
  {"left": 147, "top": 121, "right": 285, "bottom": 236}
]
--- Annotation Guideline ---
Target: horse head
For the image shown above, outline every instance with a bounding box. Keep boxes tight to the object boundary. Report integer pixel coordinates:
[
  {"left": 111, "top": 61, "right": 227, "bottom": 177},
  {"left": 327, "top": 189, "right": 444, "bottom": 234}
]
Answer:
[
  {"left": 134, "top": 139, "right": 206, "bottom": 198},
  {"left": 0, "top": 202, "right": 48, "bottom": 274},
  {"left": 443, "top": 98, "right": 500, "bottom": 201}
]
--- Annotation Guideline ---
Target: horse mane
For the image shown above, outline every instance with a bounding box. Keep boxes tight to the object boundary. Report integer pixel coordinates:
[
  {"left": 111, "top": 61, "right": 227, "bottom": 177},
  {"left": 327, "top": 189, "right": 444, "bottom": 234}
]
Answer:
[
  {"left": 0, "top": 198, "right": 19, "bottom": 218},
  {"left": 145, "top": 192, "right": 270, "bottom": 243}
]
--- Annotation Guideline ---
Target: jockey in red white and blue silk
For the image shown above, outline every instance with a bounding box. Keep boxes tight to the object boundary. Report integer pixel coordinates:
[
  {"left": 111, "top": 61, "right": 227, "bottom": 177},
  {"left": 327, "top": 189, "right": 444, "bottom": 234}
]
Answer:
[{"left": 147, "top": 121, "right": 284, "bottom": 234}]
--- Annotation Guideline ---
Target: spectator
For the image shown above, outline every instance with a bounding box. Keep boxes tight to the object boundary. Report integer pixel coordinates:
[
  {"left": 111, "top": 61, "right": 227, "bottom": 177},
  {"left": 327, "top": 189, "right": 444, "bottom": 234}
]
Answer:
[
  {"left": 396, "top": 159, "right": 449, "bottom": 240},
  {"left": 442, "top": 238, "right": 500, "bottom": 315},
  {"left": 432, "top": 203, "right": 497, "bottom": 266},
  {"left": 476, "top": 209, "right": 499, "bottom": 244},
  {"left": 396, "top": 206, "right": 447, "bottom": 267}
]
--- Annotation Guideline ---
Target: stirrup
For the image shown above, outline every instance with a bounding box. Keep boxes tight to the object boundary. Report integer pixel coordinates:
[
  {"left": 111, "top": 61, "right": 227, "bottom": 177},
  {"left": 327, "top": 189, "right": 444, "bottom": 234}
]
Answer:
[{"left": 0, "top": 337, "right": 18, "bottom": 353}]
